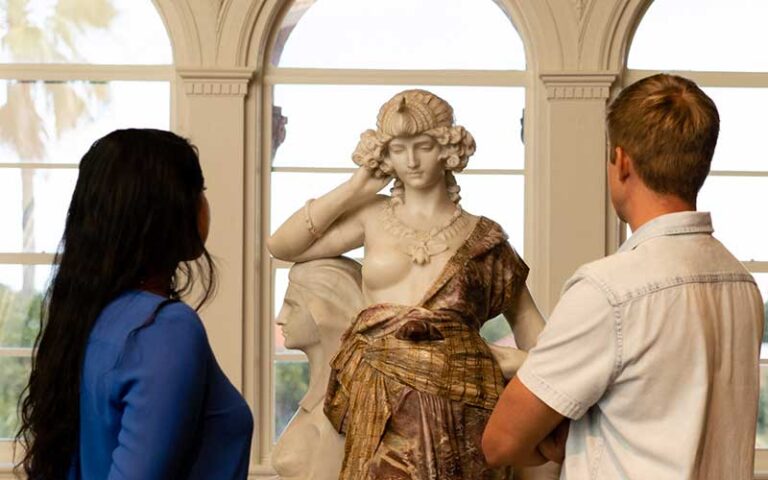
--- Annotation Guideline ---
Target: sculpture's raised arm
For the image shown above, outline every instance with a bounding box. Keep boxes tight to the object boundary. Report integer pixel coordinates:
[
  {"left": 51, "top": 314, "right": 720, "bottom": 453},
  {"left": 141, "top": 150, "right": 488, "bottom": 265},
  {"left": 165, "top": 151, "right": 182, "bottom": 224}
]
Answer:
[{"left": 266, "top": 167, "right": 390, "bottom": 263}]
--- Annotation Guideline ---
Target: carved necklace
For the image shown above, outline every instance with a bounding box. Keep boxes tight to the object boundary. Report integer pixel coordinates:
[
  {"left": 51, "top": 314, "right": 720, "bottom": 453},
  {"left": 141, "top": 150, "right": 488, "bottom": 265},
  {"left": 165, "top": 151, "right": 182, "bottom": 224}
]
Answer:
[{"left": 381, "top": 200, "right": 468, "bottom": 265}]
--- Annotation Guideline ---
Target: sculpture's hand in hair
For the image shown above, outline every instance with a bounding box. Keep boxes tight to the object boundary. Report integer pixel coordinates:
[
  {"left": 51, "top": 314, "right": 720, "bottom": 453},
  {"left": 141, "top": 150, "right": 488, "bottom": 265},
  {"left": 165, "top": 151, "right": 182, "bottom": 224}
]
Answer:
[{"left": 347, "top": 165, "right": 392, "bottom": 201}]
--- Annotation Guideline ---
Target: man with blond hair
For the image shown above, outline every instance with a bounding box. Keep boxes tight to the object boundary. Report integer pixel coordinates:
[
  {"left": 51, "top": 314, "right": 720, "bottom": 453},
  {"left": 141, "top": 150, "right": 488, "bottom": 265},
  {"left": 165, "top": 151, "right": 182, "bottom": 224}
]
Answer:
[{"left": 483, "top": 74, "right": 764, "bottom": 479}]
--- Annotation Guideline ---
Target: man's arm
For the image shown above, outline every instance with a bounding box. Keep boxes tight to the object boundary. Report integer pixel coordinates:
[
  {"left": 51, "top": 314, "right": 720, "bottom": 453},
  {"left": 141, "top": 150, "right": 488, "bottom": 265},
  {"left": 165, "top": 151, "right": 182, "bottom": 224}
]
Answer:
[
  {"left": 483, "top": 276, "right": 617, "bottom": 469},
  {"left": 482, "top": 377, "right": 564, "bottom": 467}
]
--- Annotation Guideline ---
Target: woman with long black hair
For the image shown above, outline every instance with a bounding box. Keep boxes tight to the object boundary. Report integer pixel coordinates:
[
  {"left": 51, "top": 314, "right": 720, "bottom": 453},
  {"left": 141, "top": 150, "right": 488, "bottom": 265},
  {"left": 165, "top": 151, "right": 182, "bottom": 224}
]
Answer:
[{"left": 16, "top": 129, "right": 253, "bottom": 479}]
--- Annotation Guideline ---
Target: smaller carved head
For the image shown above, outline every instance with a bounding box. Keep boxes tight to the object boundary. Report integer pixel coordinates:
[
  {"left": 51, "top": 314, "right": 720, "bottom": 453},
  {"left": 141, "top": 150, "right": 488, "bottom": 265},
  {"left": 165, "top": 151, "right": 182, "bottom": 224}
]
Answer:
[
  {"left": 276, "top": 257, "right": 363, "bottom": 354},
  {"left": 352, "top": 89, "right": 476, "bottom": 203}
]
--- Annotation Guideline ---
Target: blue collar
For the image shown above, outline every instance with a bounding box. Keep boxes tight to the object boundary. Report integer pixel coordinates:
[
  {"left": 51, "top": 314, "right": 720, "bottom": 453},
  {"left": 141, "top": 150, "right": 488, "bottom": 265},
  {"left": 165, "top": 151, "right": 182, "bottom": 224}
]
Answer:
[{"left": 618, "top": 211, "right": 714, "bottom": 253}]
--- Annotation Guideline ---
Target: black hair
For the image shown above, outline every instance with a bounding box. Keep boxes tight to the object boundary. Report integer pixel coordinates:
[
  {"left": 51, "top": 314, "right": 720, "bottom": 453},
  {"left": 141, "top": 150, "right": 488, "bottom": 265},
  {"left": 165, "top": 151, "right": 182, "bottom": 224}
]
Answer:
[{"left": 16, "top": 128, "right": 217, "bottom": 478}]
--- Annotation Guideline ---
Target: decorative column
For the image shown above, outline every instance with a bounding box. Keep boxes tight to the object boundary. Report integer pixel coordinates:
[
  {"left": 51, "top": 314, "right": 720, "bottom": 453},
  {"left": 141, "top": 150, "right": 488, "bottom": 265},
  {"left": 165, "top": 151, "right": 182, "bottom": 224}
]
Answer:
[
  {"left": 534, "top": 71, "right": 617, "bottom": 311},
  {"left": 176, "top": 67, "right": 255, "bottom": 390}
]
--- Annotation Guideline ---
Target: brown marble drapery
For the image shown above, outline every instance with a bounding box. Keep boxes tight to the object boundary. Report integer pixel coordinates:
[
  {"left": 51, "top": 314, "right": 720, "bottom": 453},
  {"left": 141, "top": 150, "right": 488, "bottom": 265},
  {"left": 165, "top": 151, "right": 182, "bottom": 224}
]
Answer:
[{"left": 325, "top": 218, "right": 529, "bottom": 479}]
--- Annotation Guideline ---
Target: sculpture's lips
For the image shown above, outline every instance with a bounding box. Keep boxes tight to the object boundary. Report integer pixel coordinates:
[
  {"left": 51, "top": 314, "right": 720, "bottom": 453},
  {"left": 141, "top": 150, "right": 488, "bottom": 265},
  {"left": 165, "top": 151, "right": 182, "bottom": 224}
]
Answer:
[{"left": 406, "top": 171, "right": 422, "bottom": 176}]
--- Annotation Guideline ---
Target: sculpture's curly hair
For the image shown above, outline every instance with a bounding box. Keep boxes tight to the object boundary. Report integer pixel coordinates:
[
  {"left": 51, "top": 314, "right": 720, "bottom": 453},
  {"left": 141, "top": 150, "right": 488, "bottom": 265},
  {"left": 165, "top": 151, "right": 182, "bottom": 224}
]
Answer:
[{"left": 351, "top": 89, "right": 476, "bottom": 204}]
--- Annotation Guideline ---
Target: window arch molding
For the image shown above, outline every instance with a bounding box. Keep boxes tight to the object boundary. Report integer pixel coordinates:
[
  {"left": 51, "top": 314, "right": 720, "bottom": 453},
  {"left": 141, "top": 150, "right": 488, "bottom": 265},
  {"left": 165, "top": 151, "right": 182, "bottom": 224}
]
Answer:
[
  {"left": 240, "top": 0, "right": 557, "bottom": 72},
  {"left": 151, "top": 0, "right": 216, "bottom": 66},
  {"left": 595, "top": 0, "right": 657, "bottom": 73}
]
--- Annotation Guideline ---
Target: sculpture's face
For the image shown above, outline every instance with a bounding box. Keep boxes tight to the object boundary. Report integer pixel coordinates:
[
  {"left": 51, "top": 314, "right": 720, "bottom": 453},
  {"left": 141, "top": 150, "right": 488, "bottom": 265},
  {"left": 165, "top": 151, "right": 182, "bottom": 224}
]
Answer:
[
  {"left": 275, "top": 285, "right": 321, "bottom": 350},
  {"left": 386, "top": 134, "right": 445, "bottom": 190}
]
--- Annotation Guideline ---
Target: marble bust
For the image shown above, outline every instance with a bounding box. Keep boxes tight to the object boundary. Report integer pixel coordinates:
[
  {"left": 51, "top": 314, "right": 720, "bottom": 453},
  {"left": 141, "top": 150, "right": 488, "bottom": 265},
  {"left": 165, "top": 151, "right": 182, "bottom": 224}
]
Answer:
[{"left": 271, "top": 257, "right": 364, "bottom": 480}]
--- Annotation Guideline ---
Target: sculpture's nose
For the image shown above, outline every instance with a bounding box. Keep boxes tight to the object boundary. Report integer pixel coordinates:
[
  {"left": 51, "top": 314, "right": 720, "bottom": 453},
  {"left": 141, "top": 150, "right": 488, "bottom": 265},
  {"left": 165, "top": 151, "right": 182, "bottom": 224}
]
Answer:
[
  {"left": 407, "top": 148, "right": 419, "bottom": 169},
  {"left": 275, "top": 306, "right": 288, "bottom": 325}
]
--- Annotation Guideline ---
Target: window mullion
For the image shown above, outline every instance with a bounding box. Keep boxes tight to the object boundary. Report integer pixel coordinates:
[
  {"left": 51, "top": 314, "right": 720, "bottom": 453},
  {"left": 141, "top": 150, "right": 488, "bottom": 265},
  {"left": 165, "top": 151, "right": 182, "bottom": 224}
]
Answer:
[
  {"left": 625, "top": 69, "right": 768, "bottom": 88},
  {"left": 0, "top": 253, "right": 56, "bottom": 265},
  {"left": 265, "top": 67, "right": 528, "bottom": 87},
  {"left": 0, "top": 64, "right": 173, "bottom": 82}
]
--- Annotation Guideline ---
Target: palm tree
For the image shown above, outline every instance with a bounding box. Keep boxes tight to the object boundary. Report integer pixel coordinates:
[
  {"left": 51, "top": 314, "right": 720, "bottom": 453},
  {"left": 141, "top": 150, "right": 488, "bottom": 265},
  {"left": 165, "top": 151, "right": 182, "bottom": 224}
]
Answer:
[{"left": 1, "top": 0, "right": 116, "bottom": 293}]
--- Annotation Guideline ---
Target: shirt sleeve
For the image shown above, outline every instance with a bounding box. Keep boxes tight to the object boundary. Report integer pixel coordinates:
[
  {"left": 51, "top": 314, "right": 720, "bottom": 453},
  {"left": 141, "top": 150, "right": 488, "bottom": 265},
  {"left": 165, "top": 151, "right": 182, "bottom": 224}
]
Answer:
[
  {"left": 107, "top": 304, "right": 209, "bottom": 480},
  {"left": 487, "top": 242, "right": 530, "bottom": 319},
  {"left": 517, "top": 277, "right": 618, "bottom": 420}
]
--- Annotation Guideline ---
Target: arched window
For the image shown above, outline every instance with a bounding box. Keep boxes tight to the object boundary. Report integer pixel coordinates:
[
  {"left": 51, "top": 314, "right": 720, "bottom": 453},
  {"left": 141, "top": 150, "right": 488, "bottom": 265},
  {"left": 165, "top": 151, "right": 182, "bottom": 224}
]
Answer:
[
  {"left": 0, "top": 0, "right": 172, "bottom": 457},
  {"left": 627, "top": 0, "right": 768, "bottom": 455},
  {"left": 263, "top": 0, "right": 528, "bottom": 441}
]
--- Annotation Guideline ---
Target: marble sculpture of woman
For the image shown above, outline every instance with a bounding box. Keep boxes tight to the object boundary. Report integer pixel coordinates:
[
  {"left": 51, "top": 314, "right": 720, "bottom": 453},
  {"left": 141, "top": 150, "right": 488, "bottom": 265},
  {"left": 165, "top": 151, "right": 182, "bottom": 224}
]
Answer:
[{"left": 268, "top": 89, "right": 549, "bottom": 479}]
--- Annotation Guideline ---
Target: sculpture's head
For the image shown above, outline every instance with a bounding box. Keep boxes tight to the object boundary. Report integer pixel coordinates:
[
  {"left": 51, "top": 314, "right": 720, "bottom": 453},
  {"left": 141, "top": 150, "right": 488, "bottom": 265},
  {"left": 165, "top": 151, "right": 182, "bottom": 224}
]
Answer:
[
  {"left": 276, "top": 257, "right": 363, "bottom": 354},
  {"left": 352, "top": 89, "right": 476, "bottom": 204}
]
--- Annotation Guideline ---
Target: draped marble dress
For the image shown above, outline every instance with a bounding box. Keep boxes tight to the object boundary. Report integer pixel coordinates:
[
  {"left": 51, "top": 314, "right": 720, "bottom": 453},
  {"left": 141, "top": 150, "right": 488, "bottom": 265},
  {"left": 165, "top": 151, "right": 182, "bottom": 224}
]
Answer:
[{"left": 325, "top": 217, "right": 528, "bottom": 479}]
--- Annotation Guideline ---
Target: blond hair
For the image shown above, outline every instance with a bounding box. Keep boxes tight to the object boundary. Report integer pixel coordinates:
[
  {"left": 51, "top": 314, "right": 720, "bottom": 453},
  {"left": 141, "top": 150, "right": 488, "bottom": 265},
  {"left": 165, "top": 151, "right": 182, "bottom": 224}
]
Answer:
[
  {"left": 607, "top": 74, "right": 719, "bottom": 203},
  {"left": 352, "top": 89, "right": 476, "bottom": 204}
]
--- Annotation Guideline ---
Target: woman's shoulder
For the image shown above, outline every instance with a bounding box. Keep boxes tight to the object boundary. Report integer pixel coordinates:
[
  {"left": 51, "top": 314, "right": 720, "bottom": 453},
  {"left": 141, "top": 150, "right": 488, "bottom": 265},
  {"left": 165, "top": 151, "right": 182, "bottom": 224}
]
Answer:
[
  {"left": 120, "top": 296, "right": 210, "bottom": 372},
  {"left": 98, "top": 291, "right": 206, "bottom": 348},
  {"left": 148, "top": 299, "right": 207, "bottom": 344}
]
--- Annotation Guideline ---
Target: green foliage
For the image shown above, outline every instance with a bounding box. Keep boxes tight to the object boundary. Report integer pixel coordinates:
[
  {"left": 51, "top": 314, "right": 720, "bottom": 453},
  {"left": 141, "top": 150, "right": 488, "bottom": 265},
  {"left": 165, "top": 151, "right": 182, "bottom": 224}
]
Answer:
[
  {"left": 763, "top": 300, "right": 768, "bottom": 343},
  {"left": 274, "top": 362, "right": 309, "bottom": 440},
  {"left": 758, "top": 368, "right": 768, "bottom": 448},
  {"left": 0, "top": 357, "right": 30, "bottom": 439},
  {"left": 0, "top": 284, "right": 42, "bottom": 347},
  {"left": 759, "top": 300, "right": 768, "bottom": 446},
  {"left": 480, "top": 315, "right": 512, "bottom": 344},
  {"left": 0, "top": 283, "right": 42, "bottom": 439}
]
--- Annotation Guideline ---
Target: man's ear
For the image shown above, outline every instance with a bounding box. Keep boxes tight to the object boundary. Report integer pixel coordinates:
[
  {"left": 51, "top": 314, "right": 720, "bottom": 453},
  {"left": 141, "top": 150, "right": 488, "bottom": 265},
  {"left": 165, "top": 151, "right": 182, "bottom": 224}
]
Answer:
[{"left": 614, "top": 146, "right": 633, "bottom": 182}]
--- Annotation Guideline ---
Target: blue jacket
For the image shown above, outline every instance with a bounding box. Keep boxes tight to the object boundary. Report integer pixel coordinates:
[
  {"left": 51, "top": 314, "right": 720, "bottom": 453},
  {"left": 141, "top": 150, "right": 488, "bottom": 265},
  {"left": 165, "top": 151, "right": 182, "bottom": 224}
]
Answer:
[{"left": 69, "top": 290, "right": 253, "bottom": 479}]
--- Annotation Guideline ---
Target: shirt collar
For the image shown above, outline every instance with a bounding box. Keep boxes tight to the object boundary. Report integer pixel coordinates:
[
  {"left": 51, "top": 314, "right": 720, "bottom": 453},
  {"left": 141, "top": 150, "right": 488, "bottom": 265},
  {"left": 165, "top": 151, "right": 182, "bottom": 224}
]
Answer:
[{"left": 618, "top": 211, "right": 714, "bottom": 253}]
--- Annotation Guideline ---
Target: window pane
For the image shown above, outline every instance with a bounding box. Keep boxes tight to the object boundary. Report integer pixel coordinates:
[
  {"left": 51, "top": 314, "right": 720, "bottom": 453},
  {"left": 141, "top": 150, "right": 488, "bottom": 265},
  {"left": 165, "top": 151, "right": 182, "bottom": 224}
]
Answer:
[
  {"left": 0, "top": 356, "right": 30, "bottom": 439},
  {"left": 629, "top": 0, "right": 768, "bottom": 72},
  {"left": 0, "top": 81, "right": 170, "bottom": 164},
  {"left": 480, "top": 315, "right": 516, "bottom": 346},
  {"left": 272, "top": 0, "right": 524, "bottom": 70},
  {"left": 0, "top": 168, "right": 77, "bottom": 253},
  {"left": 0, "top": 265, "right": 51, "bottom": 348},
  {"left": 754, "top": 274, "right": 768, "bottom": 360},
  {"left": 758, "top": 365, "right": 768, "bottom": 448},
  {"left": 706, "top": 88, "right": 768, "bottom": 172},
  {"left": 272, "top": 85, "right": 525, "bottom": 170},
  {"left": 274, "top": 360, "right": 309, "bottom": 440},
  {"left": 459, "top": 174, "right": 524, "bottom": 256},
  {"left": 698, "top": 176, "right": 768, "bottom": 262},
  {"left": 270, "top": 171, "right": 348, "bottom": 232},
  {"left": 0, "top": 0, "right": 171, "bottom": 64}
]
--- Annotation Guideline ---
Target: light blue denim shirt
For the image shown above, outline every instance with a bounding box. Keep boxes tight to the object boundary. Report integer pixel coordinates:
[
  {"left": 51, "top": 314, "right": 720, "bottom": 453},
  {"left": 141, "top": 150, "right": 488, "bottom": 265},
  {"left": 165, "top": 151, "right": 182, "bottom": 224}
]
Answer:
[{"left": 518, "top": 211, "right": 764, "bottom": 479}]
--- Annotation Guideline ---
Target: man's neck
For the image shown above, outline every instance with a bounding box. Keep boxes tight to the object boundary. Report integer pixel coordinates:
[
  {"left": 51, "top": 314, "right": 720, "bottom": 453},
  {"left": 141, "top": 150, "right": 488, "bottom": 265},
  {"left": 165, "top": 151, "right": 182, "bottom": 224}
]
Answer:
[{"left": 626, "top": 190, "right": 696, "bottom": 232}]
